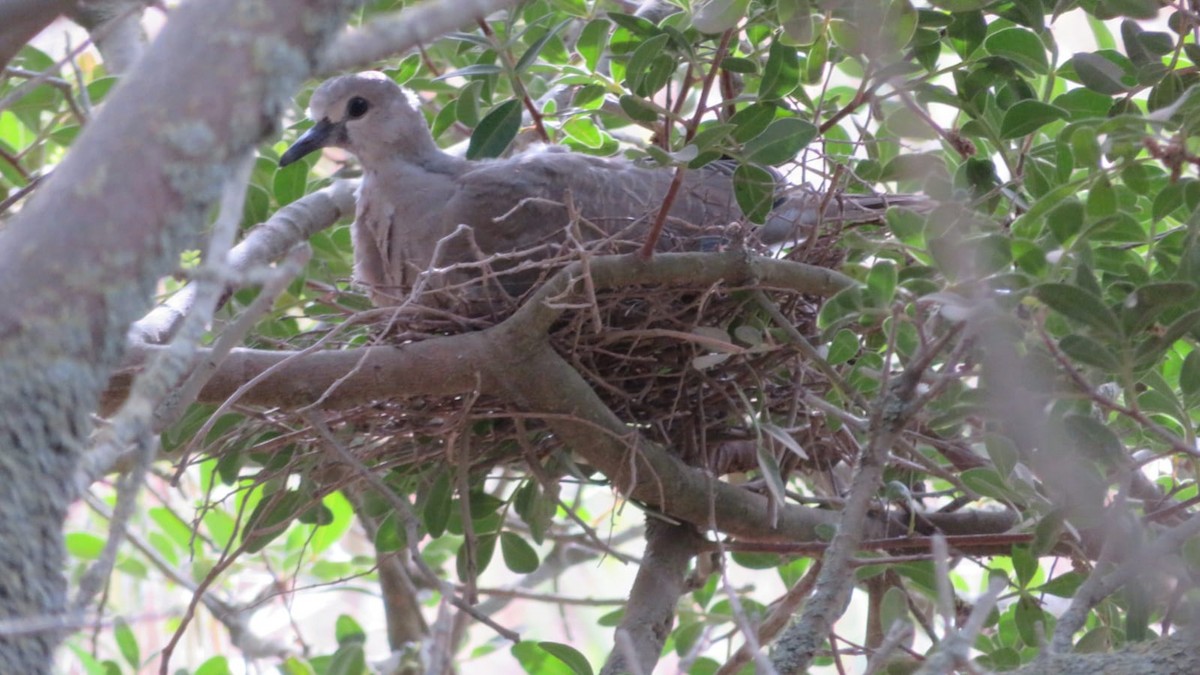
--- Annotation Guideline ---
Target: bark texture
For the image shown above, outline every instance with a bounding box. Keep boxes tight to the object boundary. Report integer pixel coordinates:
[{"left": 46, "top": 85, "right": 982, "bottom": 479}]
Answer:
[
  {"left": 0, "top": 0, "right": 350, "bottom": 670},
  {"left": 601, "top": 519, "right": 704, "bottom": 675}
]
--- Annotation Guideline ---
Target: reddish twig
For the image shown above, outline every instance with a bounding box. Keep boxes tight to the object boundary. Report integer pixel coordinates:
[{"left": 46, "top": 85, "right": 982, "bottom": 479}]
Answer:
[
  {"left": 640, "top": 29, "right": 735, "bottom": 258},
  {"left": 477, "top": 18, "right": 549, "bottom": 142}
]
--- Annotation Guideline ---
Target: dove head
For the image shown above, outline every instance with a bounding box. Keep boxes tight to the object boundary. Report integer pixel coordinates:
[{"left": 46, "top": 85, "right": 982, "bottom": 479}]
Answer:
[{"left": 279, "top": 72, "right": 436, "bottom": 168}]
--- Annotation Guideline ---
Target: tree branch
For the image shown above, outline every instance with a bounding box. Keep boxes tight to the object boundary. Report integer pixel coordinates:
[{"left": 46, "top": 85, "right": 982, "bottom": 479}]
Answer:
[
  {"left": 318, "top": 0, "right": 525, "bottom": 75},
  {"left": 601, "top": 519, "right": 705, "bottom": 675},
  {"left": 0, "top": 0, "right": 350, "bottom": 668}
]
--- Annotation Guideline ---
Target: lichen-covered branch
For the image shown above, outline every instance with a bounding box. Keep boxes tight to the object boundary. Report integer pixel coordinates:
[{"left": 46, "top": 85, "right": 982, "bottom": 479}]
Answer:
[{"left": 0, "top": 0, "right": 351, "bottom": 669}]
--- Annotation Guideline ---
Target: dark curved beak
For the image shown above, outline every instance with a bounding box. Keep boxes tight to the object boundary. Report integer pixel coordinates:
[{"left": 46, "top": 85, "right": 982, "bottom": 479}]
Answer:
[{"left": 279, "top": 118, "right": 336, "bottom": 167}]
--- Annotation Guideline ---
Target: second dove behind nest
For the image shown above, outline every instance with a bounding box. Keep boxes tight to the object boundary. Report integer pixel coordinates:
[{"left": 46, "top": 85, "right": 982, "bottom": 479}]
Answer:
[{"left": 280, "top": 72, "right": 921, "bottom": 307}]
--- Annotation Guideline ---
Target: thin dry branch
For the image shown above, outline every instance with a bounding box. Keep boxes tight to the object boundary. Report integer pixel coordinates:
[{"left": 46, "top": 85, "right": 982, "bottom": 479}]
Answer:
[{"left": 318, "top": 0, "right": 525, "bottom": 75}]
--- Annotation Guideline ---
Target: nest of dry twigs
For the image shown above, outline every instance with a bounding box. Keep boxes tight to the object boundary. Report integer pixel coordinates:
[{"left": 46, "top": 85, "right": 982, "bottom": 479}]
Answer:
[{"left": 205, "top": 219, "right": 860, "bottom": 491}]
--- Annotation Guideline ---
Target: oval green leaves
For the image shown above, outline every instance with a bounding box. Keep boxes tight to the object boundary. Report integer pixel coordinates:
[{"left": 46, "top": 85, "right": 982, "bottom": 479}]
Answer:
[
  {"left": 733, "top": 163, "right": 777, "bottom": 223},
  {"left": 744, "top": 117, "right": 817, "bottom": 165},
  {"left": 1069, "top": 53, "right": 1132, "bottom": 94},
  {"left": 1000, "top": 101, "right": 1069, "bottom": 139},
  {"left": 985, "top": 28, "right": 1049, "bottom": 74},
  {"left": 500, "top": 531, "right": 540, "bottom": 573},
  {"left": 1032, "top": 283, "right": 1119, "bottom": 336},
  {"left": 692, "top": 0, "right": 750, "bottom": 34},
  {"left": 467, "top": 99, "right": 522, "bottom": 160}
]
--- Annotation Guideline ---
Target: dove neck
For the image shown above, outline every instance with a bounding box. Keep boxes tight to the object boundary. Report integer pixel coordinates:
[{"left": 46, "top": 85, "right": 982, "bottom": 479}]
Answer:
[{"left": 366, "top": 134, "right": 467, "bottom": 177}]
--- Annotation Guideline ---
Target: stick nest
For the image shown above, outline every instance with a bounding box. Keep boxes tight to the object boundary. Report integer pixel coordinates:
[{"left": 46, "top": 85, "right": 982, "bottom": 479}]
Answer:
[{"left": 212, "top": 222, "right": 857, "bottom": 488}]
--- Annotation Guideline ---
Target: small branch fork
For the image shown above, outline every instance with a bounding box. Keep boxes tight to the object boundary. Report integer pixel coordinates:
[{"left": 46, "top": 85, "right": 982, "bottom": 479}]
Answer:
[{"left": 769, "top": 325, "right": 964, "bottom": 674}]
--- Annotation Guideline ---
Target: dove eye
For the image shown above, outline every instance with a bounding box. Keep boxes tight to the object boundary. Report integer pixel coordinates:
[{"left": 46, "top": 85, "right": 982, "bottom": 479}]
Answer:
[{"left": 346, "top": 96, "right": 370, "bottom": 119}]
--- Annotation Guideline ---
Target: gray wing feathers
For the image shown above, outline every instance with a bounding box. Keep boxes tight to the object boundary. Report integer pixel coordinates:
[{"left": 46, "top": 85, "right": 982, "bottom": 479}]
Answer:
[{"left": 356, "top": 145, "right": 925, "bottom": 303}]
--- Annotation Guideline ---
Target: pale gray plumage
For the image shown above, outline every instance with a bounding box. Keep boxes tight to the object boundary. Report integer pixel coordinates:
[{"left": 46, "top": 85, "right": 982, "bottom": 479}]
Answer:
[{"left": 280, "top": 72, "right": 922, "bottom": 306}]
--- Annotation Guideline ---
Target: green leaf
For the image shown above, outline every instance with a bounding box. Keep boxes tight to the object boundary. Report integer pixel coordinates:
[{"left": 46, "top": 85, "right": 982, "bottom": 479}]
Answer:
[
  {"left": 1063, "top": 413, "right": 1127, "bottom": 466},
  {"left": 985, "top": 434, "right": 1019, "bottom": 478},
  {"left": 755, "top": 441, "right": 787, "bottom": 505},
  {"left": 1181, "top": 349, "right": 1200, "bottom": 397},
  {"left": 1125, "top": 577, "right": 1151, "bottom": 641},
  {"left": 466, "top": 99, "right": 522, "bottom": 159},
  {"left": 456, "top": 532, "right": 497, "bottom": 581},
  {"left": 195, "top": 656, "right": 232, "bottom": 675},
  {"left": 1046, "top": 198, "right": 1084, "bottom": 243},
  {"left": 500, "top": 531, "right": 540, "bottom": 573},
  {"left": 1122, "top": 282, "right": 1197, "bottom": 331},
  {"left": 866, "top": 261, "right": 898, "bottom": 304},
  {"left": 86, "top": 77, "right": 119, "bottom": 104},
  {"left": 720, "top": 56, "right": 758, "bottom": 73},
  {"left": 515, "top": 19, "right": 571, "bottom": 73},
  {"left": 455, "top": 80, "right": 484, "bottom": 127},
  {"left": 1000, "top": 100, "right": 1069, "bottom": 139},
  {"left": 1015, "top": 595, "right": 1046, "bottom": 647},
  {"left": 804, "top": 31, "right": 829, "bottom": 83},
  {"left": 1039, "top": 571, "right": 1085, "bottom": 597},
  {"left": 1053, "top": 88, "right": 1114, "bottom": 120},
  {"left": 114, "top": 618, "right": 140, "bottom": 669},
  {"left": 577, "top": 19, "right": 609, "bottom": 72},
  {"left": 431, "top": 101, "right": 459, "bottom": 139},
  {"left": 336, "top": 615, "right": 366, "bottom": 646},
  {"left": 618, "top": 94, "right": 659, "bottom": 123},
  {"left": 624, "top": 34, "right": 671, "bottom": 95},
  {"left": 326, "top": 644, "right": 366, "bottom": 675},
  {"left": 438, "top": 63, "right": 504, "bottom": 80},
  {"left": 985, "top": 27, "right": 1049, "bottom": 73},
  {"left": 948, "top": 10, "right": 987, "bottom": 57},
  {"left": 880, "top": 586, "right": 910, "bottom": 632},
  {"left": 272, "top": 159, "right": 309, "bottom": 207},
  {"left": 66, "top": 532, "right": 106, "bottom": 560},
  {"left": 1070, "top": 126, "right": 1101, "bottom": 171},
  {"left": 744, "top": 117, "right": 817, "bottom": 165},
  {"left": 539, "top": 642, "right": 595, "bottom": 675},
  {"left": 690, "top": 123, "right": 736, "bottom": 151},
  {"left": 607, "top": 12, "right": 661, "bottom": 38},
  {"left": 826, "top": 329, "right": 860, "bottom": 365},
  {"left": 729, "top": 102, "right": 778, "bottom": 142},
  {"left": 1154, "top": 182, "right": 1185, "bottom": 221},
  {"left": 1104, "top": 0, "right": 1159, "bottom": 19},
  {"left": 960, "top": 468, "right": 1013, "bottom": 502},
  {"left": 1087, "top": 174, "right": 1117, "bottom": 218},
  {"left": 1012, "top": 545, "right": 1037, "bottom": 588},
  {"left": 692, "top": 0, "right": 750, "bottom": 34},
  {"left": 562, "top": 117, "right": 603, "bottom": 148},
  {"left": 241, "top": 489, "right": 305, "bottom": 553},
  {"left": 1032, "top": 509, "right": 1066, "bottom": 556},
  {"left": 1071, "top": 52, "right": 1130, "bottom": 94},
  {"left": 424, "top": 471, "right": 453, "bottom": 538},
  {"left": 1032, "top": 283, "right": 1120, "bottom": 335},
  {"left": 930, "top": 0, "right": 991, "bottom": 8},
  {"left": 760, "top": 38, "right": 801, "bottom": 100},
  {"left": 732, "top": 163, "right": 777, "bottom": 223},
  {"left": 1059, "top": 334, "right": 1122, "bottom": 371},
  {"left": 386, "top": 53, "right": 422, "bottom": 85},
  {"left": 373, "top": 512, "right": 407, "bottom": 553}
]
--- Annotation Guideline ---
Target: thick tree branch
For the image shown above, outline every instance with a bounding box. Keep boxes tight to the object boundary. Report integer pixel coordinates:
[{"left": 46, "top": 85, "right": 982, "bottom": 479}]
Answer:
[
  {"left": 0, "top": 0, "right": 350, "bottom": 669},
  {"left": 130, "top": 178, "right": 357, "bottom": 344},
  {"left": 0, "top": 0, "right": 72, "bottom": 70},
  {"left": 319, "top": 0, "right": 525, "bottom": 75},
  {"left": 65, "top": 0, "right": 149, "bottom": 75},
  {"left": 601, "top": 519, "right": 705, "bottom": 675}
]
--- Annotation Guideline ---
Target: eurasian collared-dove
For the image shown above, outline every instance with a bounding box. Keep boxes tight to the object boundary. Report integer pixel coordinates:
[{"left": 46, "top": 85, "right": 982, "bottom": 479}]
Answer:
[{"left": 280, "top": 72, "right": 922, "bottom": 307}]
